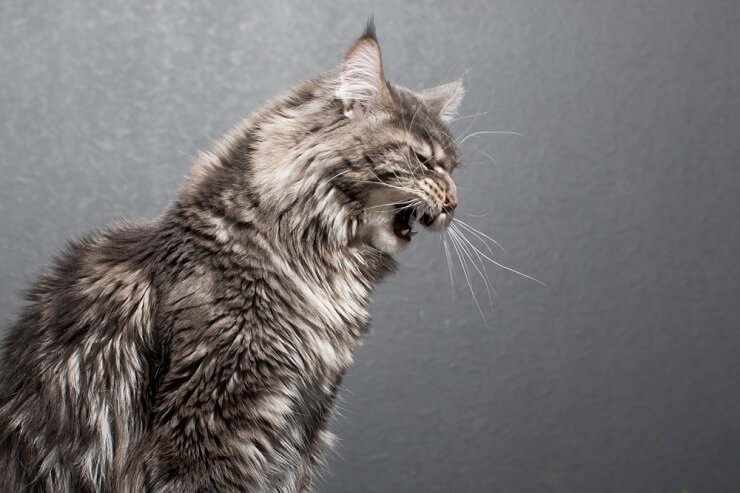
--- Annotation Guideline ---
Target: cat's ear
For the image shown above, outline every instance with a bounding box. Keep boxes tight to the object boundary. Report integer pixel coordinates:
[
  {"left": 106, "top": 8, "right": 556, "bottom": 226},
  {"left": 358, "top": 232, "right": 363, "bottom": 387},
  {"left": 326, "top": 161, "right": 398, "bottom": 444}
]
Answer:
[
  {"left": 336, "top": 20, "right": 392, "bottom": 118},
  {"left": 418, "top": 76, "right": 466, "bottom": 123}
]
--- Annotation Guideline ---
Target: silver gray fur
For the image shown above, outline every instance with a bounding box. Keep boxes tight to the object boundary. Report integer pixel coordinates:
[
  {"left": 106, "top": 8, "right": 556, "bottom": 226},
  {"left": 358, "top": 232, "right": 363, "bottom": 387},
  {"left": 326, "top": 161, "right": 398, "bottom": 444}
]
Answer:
[{"left": 0, "top": 22, "right": 464, "bottom": 492}]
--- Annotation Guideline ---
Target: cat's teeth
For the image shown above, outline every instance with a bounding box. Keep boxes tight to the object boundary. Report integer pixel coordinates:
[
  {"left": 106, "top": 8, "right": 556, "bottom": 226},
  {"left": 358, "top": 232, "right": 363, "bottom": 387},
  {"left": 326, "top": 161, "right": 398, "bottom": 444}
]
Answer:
[
  {"left": 408, "top": 231, "right": 418, "bottom": 237},
  {"left": 400, "top": 228, "right": 410, "bottom": 236}
]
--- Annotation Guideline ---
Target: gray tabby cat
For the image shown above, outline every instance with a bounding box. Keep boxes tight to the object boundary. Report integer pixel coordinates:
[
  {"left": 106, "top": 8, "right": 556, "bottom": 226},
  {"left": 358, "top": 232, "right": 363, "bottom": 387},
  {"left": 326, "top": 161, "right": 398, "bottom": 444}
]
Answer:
[{"left": 0, "top": 21, "right": 463, "bottom": 492}]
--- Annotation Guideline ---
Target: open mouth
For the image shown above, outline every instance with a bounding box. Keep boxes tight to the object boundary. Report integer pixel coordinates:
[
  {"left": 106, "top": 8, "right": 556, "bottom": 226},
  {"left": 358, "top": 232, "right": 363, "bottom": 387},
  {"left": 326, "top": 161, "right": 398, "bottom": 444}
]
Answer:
[{"left": 392, "top": 206, "right": 437, "bottom": 241}]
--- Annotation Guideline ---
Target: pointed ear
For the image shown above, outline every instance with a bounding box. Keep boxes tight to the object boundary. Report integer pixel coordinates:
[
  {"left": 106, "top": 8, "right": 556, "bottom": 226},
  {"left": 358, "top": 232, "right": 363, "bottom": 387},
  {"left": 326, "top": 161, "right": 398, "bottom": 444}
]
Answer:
[
  {"left": 336, "top": 21, "right": 392, "bottom": 118},
  {"left": 418, "top": 76, "right": 466, "bottom": 123}
]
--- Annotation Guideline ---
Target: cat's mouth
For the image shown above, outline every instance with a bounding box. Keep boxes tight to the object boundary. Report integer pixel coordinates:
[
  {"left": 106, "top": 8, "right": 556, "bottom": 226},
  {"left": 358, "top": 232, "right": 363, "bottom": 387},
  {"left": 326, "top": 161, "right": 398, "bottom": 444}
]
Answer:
[
  {"left": 392, "top": 207, "right": 417, "bottom": 242},
  {"left": 391, "top": 206, "right": 443, "bottom": 242},
  {"left": 359, "top": 198, "right": 453, "bottom": 254}
]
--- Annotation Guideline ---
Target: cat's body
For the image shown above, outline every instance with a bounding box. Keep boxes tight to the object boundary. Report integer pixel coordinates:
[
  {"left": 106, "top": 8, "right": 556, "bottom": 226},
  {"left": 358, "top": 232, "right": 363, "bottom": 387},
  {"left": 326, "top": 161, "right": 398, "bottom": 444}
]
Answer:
[{"left": 0, "top": 23, "right": 463, "bottom": 492}]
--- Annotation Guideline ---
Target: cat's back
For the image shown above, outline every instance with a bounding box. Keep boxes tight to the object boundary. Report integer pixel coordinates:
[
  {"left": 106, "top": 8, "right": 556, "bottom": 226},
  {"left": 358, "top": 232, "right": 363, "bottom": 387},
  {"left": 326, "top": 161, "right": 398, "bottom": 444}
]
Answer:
[
  {"left": 1, "top": 220, "right": 161, "bottom": 364},
  {"left": 0, "top": 219, "right": 163, "bottom": 491}
]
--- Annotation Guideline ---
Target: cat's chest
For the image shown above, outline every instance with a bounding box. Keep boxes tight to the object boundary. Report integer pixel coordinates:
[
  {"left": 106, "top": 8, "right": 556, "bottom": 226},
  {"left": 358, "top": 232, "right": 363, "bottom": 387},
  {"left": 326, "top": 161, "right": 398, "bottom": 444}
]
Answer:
[
  {"left": 264, "top": 272, "right": 364, "bottom": 378},
  {"left": 167, "top": 255, "right": 369, "bottom": 400},
  {"left": 268, "top": 257, "right": 369, "bottom": 336},
  {"left": 250, "top": 264, "right": 366, "bottom": 399}
]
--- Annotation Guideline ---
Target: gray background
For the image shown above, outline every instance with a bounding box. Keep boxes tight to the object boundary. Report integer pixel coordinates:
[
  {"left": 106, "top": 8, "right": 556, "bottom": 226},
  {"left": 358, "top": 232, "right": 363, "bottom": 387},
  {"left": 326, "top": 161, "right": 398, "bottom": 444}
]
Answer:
[{"left": 1, "top": 1, "right": 739, "bottom": 491}]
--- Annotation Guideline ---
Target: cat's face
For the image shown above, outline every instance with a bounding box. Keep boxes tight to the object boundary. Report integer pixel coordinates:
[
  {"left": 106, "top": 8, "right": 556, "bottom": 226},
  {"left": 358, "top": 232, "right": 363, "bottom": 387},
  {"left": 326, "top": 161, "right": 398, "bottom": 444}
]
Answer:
[
  {"left": 350, "top": 88, "right": 462, "bottom": 253},
  {"left": 334, "top": 26, "right": 464, "bottom": 254}
]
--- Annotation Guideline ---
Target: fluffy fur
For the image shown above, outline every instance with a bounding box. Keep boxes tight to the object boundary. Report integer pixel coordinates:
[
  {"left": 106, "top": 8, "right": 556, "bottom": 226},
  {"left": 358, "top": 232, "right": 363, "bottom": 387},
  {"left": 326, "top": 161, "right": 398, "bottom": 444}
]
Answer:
[{"left": 0, "top": 21, "right": 464, "bottom": 492}]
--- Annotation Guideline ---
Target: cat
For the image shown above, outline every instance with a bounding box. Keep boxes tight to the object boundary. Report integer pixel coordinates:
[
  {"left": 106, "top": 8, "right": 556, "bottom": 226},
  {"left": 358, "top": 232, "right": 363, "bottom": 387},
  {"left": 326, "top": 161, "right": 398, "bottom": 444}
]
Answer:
[{"left": 0, "top": 21, "right": 464, "bottom": 492}]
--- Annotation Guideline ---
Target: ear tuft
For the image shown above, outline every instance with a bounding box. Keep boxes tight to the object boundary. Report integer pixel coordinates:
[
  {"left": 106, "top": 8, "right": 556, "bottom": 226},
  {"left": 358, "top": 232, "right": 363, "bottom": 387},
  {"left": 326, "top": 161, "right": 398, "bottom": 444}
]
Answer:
[
  {"left": 362, "top": 17, "right": 377, "bottom": 42},
  {"left": 336, "top": 20, "right": 391, "bottom": 118},
  {"left": 418, "top": 75, "right": 466, "bottom": 123}
]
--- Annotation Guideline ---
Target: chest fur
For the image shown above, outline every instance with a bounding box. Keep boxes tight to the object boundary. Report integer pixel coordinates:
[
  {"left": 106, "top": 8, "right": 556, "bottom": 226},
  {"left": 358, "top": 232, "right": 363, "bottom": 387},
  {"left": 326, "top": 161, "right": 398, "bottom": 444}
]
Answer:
[{"left": 158, "top": 255, "right": 369, "bottom": 426}]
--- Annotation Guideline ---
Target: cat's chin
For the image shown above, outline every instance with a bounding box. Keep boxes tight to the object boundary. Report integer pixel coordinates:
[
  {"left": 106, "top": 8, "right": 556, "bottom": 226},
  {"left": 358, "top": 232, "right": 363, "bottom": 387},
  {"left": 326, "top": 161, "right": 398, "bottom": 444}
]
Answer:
[{"left": 367, "top": 226, "right": 412, "bottom": 254}]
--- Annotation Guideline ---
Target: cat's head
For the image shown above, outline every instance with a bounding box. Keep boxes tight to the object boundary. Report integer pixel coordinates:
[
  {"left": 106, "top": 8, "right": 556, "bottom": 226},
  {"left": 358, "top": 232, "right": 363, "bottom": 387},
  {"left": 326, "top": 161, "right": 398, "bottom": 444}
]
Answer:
[
  {"left": 195, "top": 21, "right": 464, "bottom": 258},
  {"left": 330, "top": 22, "right": 465, "bottom": 254}
]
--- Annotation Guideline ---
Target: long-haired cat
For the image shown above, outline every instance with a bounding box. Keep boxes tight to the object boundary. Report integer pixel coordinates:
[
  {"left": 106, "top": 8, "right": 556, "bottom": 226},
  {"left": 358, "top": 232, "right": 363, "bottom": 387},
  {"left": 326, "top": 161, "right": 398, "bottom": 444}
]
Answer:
[{"left": 0, "top": 21, "right": 464, "bottom": 492}]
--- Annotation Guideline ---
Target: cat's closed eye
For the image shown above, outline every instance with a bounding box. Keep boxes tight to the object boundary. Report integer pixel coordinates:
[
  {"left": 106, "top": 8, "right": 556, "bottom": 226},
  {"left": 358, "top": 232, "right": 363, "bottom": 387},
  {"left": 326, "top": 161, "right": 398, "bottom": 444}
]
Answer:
[{"left": 414, "top": 151, "right": 431, "bottom": 166}]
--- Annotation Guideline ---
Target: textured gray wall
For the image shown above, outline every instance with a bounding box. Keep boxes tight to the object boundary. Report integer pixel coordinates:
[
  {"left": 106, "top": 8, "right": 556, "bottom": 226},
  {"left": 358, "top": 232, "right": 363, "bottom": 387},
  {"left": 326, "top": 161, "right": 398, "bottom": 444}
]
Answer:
[{"left": 1, "top": 1, "right": 739, "bottom": 491}]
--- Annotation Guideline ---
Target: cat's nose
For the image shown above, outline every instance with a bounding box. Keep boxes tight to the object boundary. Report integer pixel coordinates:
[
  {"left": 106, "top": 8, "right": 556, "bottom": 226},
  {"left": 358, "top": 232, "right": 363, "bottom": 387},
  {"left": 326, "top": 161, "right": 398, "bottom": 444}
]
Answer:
[{"left": 443, "top": 181, "right": 458, "bottom": 212}]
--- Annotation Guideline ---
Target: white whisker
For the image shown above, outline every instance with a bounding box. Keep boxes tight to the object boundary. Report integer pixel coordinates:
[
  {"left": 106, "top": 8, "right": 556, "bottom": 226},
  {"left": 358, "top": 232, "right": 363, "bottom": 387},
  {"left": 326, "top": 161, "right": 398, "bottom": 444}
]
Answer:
[
  {"left": 448, "top": 229, "right": 489, "bottom": 328},
  {"left": 367, "top": 168, "right": 420, "bottom": 195},
  {"left": 449, "top": 227, "right": 495, "bottom": 308},
  {"left": 351, "top": 178, "right": 419, "bottom": 197},
  {"left": 452, "top": 225, "right": 545, "bottom": 286},
  {"left": 450, "top": 111, "right": 489, "bottom": 123},
  {"left": 442, "top": 233, "right": 456, "bottom": 299},
  {"left": 327, "top": 168, "right": 354, "bottom": 183},
  {"left": 438, "top": 107, "right": 483, "bottom": 155},
  {"left": 453, "top": 218, "right": 505, "bottom": 252},
  {"left": 408, "top": 102, "right": 422, "bottom": 131},
  {"left": 457, "top": 130, "right": 522, "bottom": 146},
  {"left": 362, "top": 199, "right": 423, "bottom": 212},
  {"left": 477, "top": 149, "right": 499, "bottom": 168},
  {"left": 450, "top": 226, "right": 498, "bottom": 302},
  {"left": 460, "top": 211, "right": 490, "bottom": 218}
]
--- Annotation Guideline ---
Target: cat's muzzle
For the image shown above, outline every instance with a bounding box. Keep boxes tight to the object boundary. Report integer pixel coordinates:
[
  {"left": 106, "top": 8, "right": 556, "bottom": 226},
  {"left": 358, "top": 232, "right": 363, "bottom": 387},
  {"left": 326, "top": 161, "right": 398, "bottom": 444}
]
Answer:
[{"left": 392, "top": 203, "right": 453, "bottom": 241}]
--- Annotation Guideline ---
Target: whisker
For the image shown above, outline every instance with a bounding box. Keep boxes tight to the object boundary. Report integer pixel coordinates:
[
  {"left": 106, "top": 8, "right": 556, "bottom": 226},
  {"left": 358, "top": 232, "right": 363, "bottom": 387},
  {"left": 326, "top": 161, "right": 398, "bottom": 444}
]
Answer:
[
  {"left": 438, "top": 107, "right": 483, "bottom": 155},
  {"left": 457, "top": 130, "right": 522, "bottom": 146},
  {"left": 408, "top": 102, "right": 422, "bottom": 131},
  {"left": 362, "top": 199, "right": 423, "bottom": 212},
  {"left": 450, "top": 111, "right": 489, "bottom": 123},
  {"left": 442, "top": 233, "right": 456, "bottom": 300},
  {"left": 350, "top": 178, "right": 419, "bottom": 197},
  {"left": 448, "top": 229, "right": 490, "bottom": 328},
  {"left": 452, "top": 225, "right": 546, "bottom": 286},
  {"left": 326, "top": 168, "right": 354, "bottom": 183},
  {"left": 451, "top": 226, "right": 498, "bottom": 302},
  {"left": 460, "top": 211, "right": 490, "bottom": 218},
  {"left": 395, "top": 142, "right": 421, "bottom": 180},
  {"left": 476, "top": 149, "right": 499, "bottom": 168},
  {"left": 453, "top": 218, "right": 505, "bottom": 252},
  {"left": 449, "top": 221, "right": 496, "bottom": 259},
  {"left": 367, "top": 168, "right": 419, "bottom": 195},
  {"left": 449, "top": 227, "right": 495, "bottom": 308}
]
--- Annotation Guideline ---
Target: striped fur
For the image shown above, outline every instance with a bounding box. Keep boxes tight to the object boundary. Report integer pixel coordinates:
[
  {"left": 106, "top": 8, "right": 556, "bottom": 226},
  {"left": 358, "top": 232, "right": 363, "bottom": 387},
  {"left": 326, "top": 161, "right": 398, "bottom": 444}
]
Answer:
[{"left": 0, "top": 22, "right": 463, "bottom": 492}]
